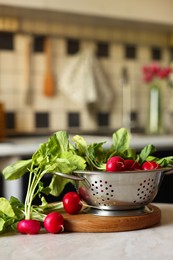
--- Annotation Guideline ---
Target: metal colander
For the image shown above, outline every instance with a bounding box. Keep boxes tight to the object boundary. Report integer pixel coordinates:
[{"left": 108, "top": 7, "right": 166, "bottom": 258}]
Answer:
[{"left": 54, "top": 168, "right": 173, "bottom": 215}]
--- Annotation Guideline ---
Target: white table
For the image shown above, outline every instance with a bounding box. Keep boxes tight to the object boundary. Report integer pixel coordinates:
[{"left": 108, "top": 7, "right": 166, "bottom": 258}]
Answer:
[{"left": 0, "top": 203, "right": 173, "bottom": 260}]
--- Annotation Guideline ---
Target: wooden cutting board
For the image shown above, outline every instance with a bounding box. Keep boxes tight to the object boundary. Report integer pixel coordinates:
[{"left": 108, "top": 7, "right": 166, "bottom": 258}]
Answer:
[{"left": 62, "top": 204, "right": 161, "bottom": 232}]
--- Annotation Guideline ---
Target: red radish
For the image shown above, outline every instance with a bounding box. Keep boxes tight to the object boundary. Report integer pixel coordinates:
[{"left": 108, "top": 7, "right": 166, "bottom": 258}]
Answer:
[
  {"left": 44, "top": 212, "right": 64, "bottom": 234},
  {"left": 141, "top": 161, "right": 160, "bottom": 170},
  {"left": 125, "top": 159, "right": 141, "bottom": 171},
  {"left": 17, "top": 219, "right": 41, "bottom": 235},
  {"left": 63, "top": 192, "right": 82, "bottom": 214},
  {"left": 106, "top": 156, "right": 126, "bottom": 172}
]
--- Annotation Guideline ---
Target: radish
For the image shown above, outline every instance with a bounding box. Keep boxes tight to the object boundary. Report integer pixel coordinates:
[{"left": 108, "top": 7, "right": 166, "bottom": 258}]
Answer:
[
  {"left": 106, "top": 156, "right": 126, "bottom": 172},
  {"left": 44, "top": 212, "right": 64, "bottom": 234},
  {"left": 125, "top": 159, "right": 141, "bottom": 171},
  {"left": 141, "top": 161, "right": 160, "bottom": 170},
  {"left": 17, "top": 219, "right": 41, "bottom": 235},
  {"left": 63, "top": 192, "right": 82, "bottom": 214}
]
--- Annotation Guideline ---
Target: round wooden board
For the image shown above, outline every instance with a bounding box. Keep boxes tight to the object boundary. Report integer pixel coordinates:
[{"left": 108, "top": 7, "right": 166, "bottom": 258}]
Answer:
[{"left": 62, "top": 204, "right": 161, "bottom": 232}]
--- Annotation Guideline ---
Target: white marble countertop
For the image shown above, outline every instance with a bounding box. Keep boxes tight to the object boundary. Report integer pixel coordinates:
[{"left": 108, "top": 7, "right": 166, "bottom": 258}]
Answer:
[
  {"left": 0, "top": 203, "right": 173, "bottom": 260},
  {"left": 0, "top": 134, "right": 173, "bottom": 157}
]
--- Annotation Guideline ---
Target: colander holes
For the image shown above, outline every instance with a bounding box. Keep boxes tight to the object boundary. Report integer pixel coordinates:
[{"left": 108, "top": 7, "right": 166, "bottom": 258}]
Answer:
[
  {"left": 111, "top": 194, "right": 114, "bottom": 197},
  {"left": 100, "top": 184, "right": 103, "bottom": 187},
  {"left": 100, "top": 180, "right": 102, "bottom": 182},
  {"left": 92, "top": 184, "right": 94, "bottom": 186},
  {"left": 95, "top": 181, "right": 98, "bottom": 184},
  {"left": 138, "top": 188, "right": 140, "bottom": 191},
  {"left": 144, "top": 180, "right": 146, "bottom": 182},
  {"left": 140, "top": 183, "right": 142, "bottom": 186},
  {"left": 143, "top": 186, "right": 145, "bottom": 188},
  {"left": 106, "top": 193, "right": 109, "bottom": 196},
  {"left": 109, "top": 185, "right": 112, "bottom": 187},
  {"left": 105, "top": 181, "right": 108, "bottom": 184},
  {"left": 105, "top": 187, "right": 108, "bottom": 190},
  {"left": 101, "top": 190, "right": 104, "bottom": 192}
]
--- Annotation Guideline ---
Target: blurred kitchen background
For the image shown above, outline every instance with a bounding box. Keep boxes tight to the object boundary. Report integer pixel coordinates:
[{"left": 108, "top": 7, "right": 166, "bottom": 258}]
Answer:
[
  {"left": 0, "top": 0, "right": 173, "bottom": 203},
  {"left": 0, "top": 0, "right": 173, "bottom": 137}
]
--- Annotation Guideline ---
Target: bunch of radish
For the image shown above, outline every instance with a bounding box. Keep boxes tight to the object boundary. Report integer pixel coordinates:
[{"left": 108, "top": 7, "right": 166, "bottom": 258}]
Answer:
[
  {"left": 17, "top": 191, "right": 82, "bottom": 235},
  {"left": 106, "top": 156, "right": 160, "bottom": 172}
]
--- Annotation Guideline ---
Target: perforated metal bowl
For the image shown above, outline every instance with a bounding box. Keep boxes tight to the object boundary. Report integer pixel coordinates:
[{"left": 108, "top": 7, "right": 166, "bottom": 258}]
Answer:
[{"left": 54, "top": 168, "right": 172, "bottom": 215}]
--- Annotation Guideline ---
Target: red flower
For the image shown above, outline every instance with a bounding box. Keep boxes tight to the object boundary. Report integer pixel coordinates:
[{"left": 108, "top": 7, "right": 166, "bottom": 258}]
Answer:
[
  {"left": 142, "top": 63, "right": 172, "bottom": 83},
  {"left": 157, "top": 67, "right": 172, "bottom": 79},
  {"left": 143, "top": 72, "right": 153, "bottom": 83},
  {"left": 150, "top": 63, "right": 161, "bottom": 75}
]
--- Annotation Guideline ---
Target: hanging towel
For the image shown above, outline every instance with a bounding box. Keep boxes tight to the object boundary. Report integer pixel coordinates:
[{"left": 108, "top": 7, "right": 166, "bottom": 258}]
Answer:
[{"left": 59, "top": 46, "right": 114, "bottom": 111}]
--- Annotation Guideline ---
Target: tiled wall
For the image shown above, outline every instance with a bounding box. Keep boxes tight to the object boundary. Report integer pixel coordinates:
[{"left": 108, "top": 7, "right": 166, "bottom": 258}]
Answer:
[{"left": 0, "top": 20, "right": 173, "bottom": 136}]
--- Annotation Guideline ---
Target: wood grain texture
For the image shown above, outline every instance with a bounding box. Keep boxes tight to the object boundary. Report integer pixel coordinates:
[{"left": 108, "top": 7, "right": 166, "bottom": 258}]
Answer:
[
  {"left": 62, "top": 204, "right": 161, "bottom": 232},
  {"left": 43, "top": 37, "right": 55, "bottom": 97}
]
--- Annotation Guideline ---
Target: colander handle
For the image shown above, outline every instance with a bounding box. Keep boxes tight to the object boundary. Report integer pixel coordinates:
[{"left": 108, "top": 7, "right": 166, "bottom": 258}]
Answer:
[
  {"left": 163, "top": 167, "right": 173, "bottom": 175},
  {"left": 52, "top": 171, "right": 85, "bottom": 181}
]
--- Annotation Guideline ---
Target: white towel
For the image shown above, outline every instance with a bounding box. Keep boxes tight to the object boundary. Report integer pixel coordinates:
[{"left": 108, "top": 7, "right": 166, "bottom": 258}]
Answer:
[{"left": 59, "top": 47, "right": 114, "bottom": 111}]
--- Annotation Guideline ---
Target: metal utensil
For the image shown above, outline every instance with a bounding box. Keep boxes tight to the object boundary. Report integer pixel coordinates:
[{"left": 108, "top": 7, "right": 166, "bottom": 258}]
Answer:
[
  {"left": 24, "top": 35, "right": 33, "bottom": 105},
  {"left": 53, "top": 168, "right": 173, "bottom": 213}
]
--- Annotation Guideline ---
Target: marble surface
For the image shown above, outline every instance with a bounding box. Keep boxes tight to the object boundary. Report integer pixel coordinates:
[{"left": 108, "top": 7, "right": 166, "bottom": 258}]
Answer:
[{"left": 0, "top": 203, "right": 173, "bottom": 260}]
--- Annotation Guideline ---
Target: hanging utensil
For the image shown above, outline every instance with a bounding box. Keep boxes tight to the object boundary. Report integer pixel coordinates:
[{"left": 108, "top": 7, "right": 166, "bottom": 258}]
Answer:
[
  {"left": 24, "top": 35, "right": 33, "bottom": 105},
  {"left": 43, "top": 36, "right": 55, "bottom": 97},
  {"left": 121, "top": 67, "right": 131, "bottom": 131}
]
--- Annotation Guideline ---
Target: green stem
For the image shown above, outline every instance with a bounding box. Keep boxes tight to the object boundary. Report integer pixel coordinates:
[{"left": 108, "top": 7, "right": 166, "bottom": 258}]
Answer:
[
  {"left": 25, "top": 170, "right": 46, "bottom": 220},
  {"left": 24, "top": 167, "right": 34, "bottom": 219}
]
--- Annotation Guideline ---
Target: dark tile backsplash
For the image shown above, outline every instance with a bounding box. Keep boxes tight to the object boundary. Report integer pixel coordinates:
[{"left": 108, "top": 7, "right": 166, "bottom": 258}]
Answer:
[
  {"left": 0, "top": 24, "right": 172, "bottom": 136},
  {"left": 125, "top": 44, "right": 136, "bottom": 59},
  {"left": 68, "top": 112, "right": 80, "bottom": 127},
  {"left": 5, "top": 112, "right": 15, "bottom": 129},
  {"left": 170, "top": 47, "right": 173, "bottom": 61},
  {"left": 96, "top": 41, "right": 109, "bottom": 58},
  {"left": 67, "top": 38, "right": 80, "bottom": 54},
  {"left": 151, "top": 46, "right": 162, "bottom": 60},
  {"left": 97, "top": 112, "right": 110, "bottom": 127},
  {"left": 33, "top": 35, "right": 45, "bottom": 52},
  {"left": 0, "top": 32, "right": 14, "bottom": 50},
  {"left": 35, "top": 112, "right": 49, "bottom": 128}
]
